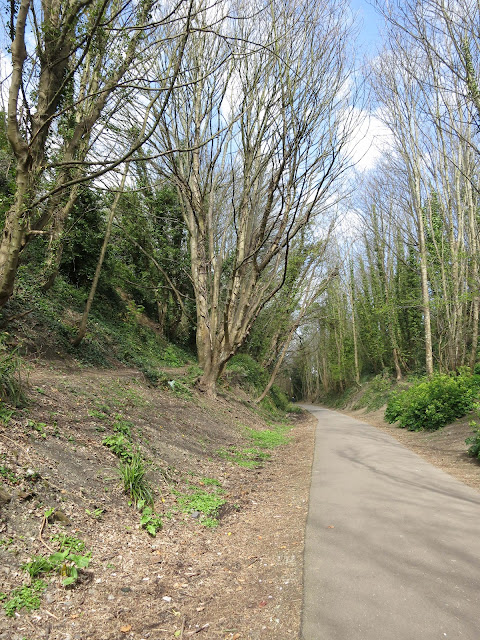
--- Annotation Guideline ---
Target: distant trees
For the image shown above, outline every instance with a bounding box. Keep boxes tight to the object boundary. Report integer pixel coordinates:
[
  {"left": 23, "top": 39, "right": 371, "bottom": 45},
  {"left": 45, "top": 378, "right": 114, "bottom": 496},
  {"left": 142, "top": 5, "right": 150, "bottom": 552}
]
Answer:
[{"left": 292, "top": 0, "right": 480, "bottom": 401}]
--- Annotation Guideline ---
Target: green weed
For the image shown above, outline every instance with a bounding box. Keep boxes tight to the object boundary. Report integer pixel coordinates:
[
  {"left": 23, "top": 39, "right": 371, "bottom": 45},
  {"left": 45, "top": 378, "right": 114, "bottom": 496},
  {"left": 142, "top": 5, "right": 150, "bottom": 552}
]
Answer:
[
  {"left": 88, "top": 409, "right": 109, "bottom": 420},
  {"left": 0, "top": 537, "right": 14, "bottom": 548},
  {"left": 199, "top": 477, "right": 221, "bottom": 487},
  {"left": 102, "top": 434, "right": 133, "bottom": 462},
  {"left": 26, "top": 419, "right": 48, "bottom": 439},
  {"left": 113, "top": 415, "right": 133, "bottom": 437},
  {"left": 50, "top": 533, "right": 85, "bottom": 553},
  {"left": 0, "top": 463, "right": 20, "bottom": 484},
  {"left": 0, "top": 580, "right": 47, "bottom": 616},
  {"left": 22, "top": 544, "right": 91, "bottom": 587},
  {"left": 85, "top": 507, "right": 104, "bottom": 520},
  {"left": 137, "top": 499, "right": 162, "bottom": 536}
]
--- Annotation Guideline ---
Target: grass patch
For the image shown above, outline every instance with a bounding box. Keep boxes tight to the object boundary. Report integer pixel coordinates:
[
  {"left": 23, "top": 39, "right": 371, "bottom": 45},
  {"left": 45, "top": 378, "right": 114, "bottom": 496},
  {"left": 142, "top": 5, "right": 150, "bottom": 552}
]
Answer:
[
  {"left": 245, "top": 424, "right": 291, "bottom": 448},
  {"left": 174, "top": 484, "right": 225, "bottom": 527},
  {"left": 0, "top": 580, "right": 47, "bottom": 617},
  {"left": 216, "top": 445, "right": 271, "bottom": 468}
]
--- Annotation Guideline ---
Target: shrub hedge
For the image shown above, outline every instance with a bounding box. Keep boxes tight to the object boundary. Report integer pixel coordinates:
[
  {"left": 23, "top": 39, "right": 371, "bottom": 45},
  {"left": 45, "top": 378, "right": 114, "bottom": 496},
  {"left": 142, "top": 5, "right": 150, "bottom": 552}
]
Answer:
[{"left": 384, "top": 372, "right": 479, "bottom": 431}]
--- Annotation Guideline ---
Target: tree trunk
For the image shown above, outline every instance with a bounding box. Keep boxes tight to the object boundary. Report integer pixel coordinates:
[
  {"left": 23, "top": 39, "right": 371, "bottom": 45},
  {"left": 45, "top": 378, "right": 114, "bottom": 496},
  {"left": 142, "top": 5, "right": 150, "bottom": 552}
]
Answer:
[
  {"left": 256, "top": 325, "right": 297, "bottom": 403},
  {"left": 0, "top": 166, "right": 30, "bottom": 305}
]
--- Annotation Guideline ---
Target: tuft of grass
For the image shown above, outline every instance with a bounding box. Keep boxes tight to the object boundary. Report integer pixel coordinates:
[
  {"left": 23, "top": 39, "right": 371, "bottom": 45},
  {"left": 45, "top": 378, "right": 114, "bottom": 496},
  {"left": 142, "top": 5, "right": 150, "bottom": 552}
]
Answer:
[{"left": 118, "top": 454, "right": 153, "bottom": 506}]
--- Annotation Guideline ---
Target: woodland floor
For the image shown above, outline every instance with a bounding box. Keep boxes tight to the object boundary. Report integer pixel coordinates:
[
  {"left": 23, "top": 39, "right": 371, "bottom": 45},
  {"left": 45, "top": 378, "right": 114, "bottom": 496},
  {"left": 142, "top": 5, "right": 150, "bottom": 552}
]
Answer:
[
  {"left": 3, "top": 365, "right": 480, "bottom": 640},
  {"left": 0, "top": 363, "right": 316, "bottom": 640}
]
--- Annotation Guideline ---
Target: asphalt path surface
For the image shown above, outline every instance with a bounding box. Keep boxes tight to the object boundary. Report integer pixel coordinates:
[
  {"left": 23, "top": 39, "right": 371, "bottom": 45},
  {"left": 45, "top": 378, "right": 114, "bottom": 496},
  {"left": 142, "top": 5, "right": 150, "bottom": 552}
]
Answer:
[{"left": 301, "top": 405, "right": 480, "bottom": 640}]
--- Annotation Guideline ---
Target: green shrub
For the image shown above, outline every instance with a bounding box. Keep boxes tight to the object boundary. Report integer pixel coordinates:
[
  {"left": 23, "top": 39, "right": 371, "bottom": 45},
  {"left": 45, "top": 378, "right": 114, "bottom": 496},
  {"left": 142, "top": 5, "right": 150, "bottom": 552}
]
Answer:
[
  {"left": 269, "top": 385, "right": 290, "bottom": 411},
  {"left": 226, "top": 354, "right": 268, "bottom": 392},
  {"left": 385, "top": 372, "right": 478, "bottom": 431},
  {"left": 466, "top": 422, "right": 480, "bottom": 459}
]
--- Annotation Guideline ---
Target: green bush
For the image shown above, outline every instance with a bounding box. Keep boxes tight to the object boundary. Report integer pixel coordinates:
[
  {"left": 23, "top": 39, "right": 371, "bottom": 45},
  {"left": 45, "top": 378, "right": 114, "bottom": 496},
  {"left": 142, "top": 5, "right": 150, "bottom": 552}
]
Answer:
[
  {"left": 269, "top": 385, "right": 290, "bottom": 412},
  {"left": 385, "top": 372, "right": 478, "bottom": 431},
  {"left": 226, "top": 354, "right": 268, "bottom": 392},
  {"left": 466, "top": 422, "right": 480, "bottom": 459}
]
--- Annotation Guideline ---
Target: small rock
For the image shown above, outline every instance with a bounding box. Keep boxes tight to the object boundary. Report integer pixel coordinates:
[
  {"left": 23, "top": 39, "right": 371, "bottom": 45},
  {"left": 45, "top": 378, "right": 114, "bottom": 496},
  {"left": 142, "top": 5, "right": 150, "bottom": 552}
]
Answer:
[
  {"left": 191, "top": 511, "right": 201, "bottom": 519},
  {"left": 121, "top": 587, "right": 132, "bottom": 593},
  {"left": 107, "top": 594, "right": 115, "bottom": 601},
  {"left": 48, "top": 509, "right": 72, "bottom": 526},
  {"left": 15, "top": 488, "right": 35, "bottom": 501},
  {"left": 0, "top": 485, "right": 12, "bottom": 506}
]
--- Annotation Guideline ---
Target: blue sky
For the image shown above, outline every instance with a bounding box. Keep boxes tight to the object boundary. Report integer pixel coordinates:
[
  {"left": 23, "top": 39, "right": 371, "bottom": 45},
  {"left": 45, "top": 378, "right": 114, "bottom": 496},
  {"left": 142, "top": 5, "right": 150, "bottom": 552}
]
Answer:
[{"left": 350, "top": 0, "right": 384, "bottom": 55}]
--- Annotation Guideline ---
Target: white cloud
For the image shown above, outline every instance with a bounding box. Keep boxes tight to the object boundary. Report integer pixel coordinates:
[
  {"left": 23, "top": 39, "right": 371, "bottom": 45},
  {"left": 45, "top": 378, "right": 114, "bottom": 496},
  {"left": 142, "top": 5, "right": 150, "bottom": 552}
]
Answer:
[{"left": 347, "top": 108, "right": 394, "bottom": 171}]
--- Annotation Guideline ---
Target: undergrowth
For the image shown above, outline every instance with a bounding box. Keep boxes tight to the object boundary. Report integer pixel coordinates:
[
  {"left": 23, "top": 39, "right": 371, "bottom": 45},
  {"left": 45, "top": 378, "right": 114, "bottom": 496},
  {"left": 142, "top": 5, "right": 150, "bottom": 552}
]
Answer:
[{"left": 385, "top": 371, "right": 479, "bottom": 431}]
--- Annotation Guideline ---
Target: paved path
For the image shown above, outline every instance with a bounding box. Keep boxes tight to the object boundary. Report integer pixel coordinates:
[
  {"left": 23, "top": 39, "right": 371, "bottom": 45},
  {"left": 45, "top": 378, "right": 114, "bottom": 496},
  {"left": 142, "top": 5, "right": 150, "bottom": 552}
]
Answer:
[{"left": 301, "top": 405, "right": 480, "bottom": 640}]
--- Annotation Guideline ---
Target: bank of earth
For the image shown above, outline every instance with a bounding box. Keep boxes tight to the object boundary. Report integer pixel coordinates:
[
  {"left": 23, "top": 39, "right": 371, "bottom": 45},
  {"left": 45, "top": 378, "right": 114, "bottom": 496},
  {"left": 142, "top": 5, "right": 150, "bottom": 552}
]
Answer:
[{"left": 0, "top": 364, "right": 315, "bottom": 640}]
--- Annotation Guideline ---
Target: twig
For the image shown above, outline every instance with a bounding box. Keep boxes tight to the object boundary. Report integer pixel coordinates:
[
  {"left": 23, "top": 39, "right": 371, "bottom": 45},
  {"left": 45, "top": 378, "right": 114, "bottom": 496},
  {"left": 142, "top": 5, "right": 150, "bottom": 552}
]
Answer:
[
  {"left": 180, "top": 616, "right": 186, "bottom": 639},
  {"left": 44, "top": 610, "right": 59, "bottom": 621},
  {"left": 38, "top": 514, "right": 55, "bottom": 553},
  {"left": 186, "top": 624, "right": 209, "bottom": 636}
]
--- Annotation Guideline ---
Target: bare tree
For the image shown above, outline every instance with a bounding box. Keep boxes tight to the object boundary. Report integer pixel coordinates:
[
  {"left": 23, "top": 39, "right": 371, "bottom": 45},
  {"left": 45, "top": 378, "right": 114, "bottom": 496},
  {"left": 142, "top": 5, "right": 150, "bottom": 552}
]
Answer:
[{"left": 151, "top": 0, "right": 357, "bottom": 395}]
